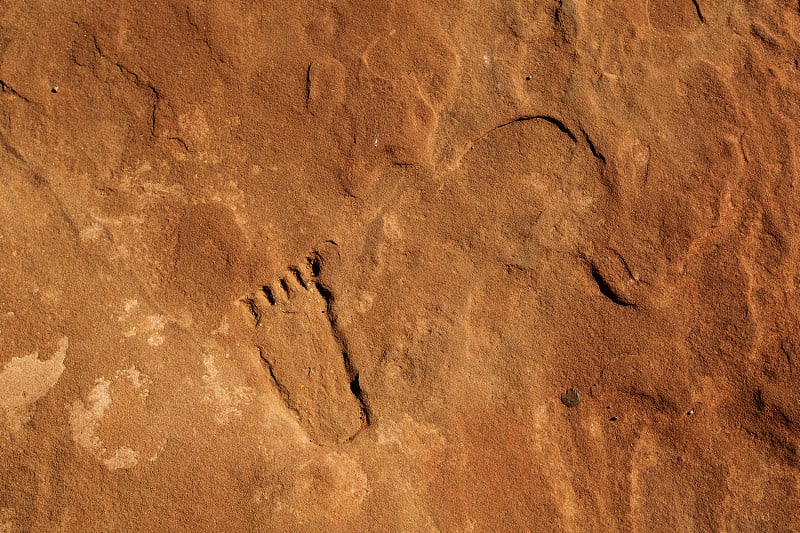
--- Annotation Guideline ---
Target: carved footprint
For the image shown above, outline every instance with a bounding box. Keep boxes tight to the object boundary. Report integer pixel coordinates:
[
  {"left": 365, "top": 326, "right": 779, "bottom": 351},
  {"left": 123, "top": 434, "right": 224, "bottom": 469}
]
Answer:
[{"left": 242, "top": 252, "right": 369, "bottom": 445}]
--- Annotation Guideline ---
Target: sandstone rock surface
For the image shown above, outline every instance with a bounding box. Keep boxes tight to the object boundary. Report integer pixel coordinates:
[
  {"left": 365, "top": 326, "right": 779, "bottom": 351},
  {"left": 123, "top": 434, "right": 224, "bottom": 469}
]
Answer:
[{"left": 1, "top": 1, "right": 799, "bottom": 531}]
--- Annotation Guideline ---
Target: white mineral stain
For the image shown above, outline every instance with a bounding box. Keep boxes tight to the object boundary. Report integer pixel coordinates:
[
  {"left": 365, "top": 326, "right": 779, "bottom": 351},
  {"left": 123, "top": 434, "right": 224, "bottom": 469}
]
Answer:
[
  {"left": 79, "top": 222, "right": 104, "bottom": 242},
  {"left": 145, "top": 315, "right": 166, "bottom": 346},
  {"left": 118, "top": 367, "right": 151, "bottom": 398},
  {"left": 123, "top": 299, "right": 139, "bottom": 314},
  {"left": 119, "top": 299, "right": 140, "bottom": 337},
  {"left": 69, "top": 367, "right": 157, "bottom": 471},
  {"left": 103, "top": 446, "right": 140, "bottom": 471},
  {"left": 117, "top": 300, "right": 167, "bottom": 346},
  {"left": 69, "top": 377, "right": 112, "bottom": 452},
  {"left": 0, "top": 337, "right": 68, "bottom": 432},
  {"left": 201, "top": 351, "right": 253, "bottom": 424}
]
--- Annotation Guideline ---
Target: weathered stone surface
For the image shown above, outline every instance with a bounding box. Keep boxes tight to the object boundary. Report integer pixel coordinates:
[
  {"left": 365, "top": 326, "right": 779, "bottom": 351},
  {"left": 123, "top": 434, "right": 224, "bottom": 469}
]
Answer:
[{"left": 1, "top": 1, "right": 799, "bottom": 530}]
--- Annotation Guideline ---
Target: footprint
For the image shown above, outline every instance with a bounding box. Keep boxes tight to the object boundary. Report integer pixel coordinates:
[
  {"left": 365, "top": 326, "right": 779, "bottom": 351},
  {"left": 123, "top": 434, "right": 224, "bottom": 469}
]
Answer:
[{"left": 242, "top": 251, "right": 369, "bottom": 445}]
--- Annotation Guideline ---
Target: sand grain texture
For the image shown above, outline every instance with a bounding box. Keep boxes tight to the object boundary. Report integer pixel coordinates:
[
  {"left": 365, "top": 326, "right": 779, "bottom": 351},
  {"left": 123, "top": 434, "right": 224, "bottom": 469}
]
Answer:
[{"left": 1, "top": 0, "right": 799, "bottom": 531}]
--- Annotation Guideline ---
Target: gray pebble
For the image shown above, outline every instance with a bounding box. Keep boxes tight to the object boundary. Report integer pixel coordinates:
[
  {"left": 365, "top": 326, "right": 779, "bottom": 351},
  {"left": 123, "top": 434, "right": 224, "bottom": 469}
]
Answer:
[{"left": 560, "top": 387, "right": 581, "bottom": 408}]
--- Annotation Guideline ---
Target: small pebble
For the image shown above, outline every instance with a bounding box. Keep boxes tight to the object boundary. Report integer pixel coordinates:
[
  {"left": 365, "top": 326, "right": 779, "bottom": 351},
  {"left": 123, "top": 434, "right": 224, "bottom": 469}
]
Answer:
[{"left": 560, "top": 387, "right": 581, "bottom": 408}]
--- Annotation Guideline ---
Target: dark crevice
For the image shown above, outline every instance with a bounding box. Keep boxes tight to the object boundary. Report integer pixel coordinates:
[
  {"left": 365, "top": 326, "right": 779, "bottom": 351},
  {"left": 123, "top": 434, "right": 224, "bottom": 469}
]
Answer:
[
  {"left": 314, "top": 278, "right": 372, "bottom": 431},
  {"left": 279, "top": 277, "right": 290, "bottom": 296},
  {"left": 0, "top": 79, "right": 31, "bottom": 103},
  {"left": 167, "top": 136, "right": 189, "bottom": 151},
  {"left": 754, "top": 389, "right": 766, "bottom": 411},
  {"left": 590, "top": 262, "right": 634, "bottom": 307},
  {"left": 580, "top": 127, "right": 606, "bottom": 164},
  {"left": 184, "top": 8, "right": 223, "bottom": 64},
  {"left": 315, "top": 280, "right": 333, "bottom": 305},
  {"left": 535, "top": 115, "right": 578, "bottom": 141},
  {"left": 148, "top": 86, "right": 161, "bottom": 136},
  {"left": 261, "top": 285, "right": 275, "bottom": 305},
  {"left": 492, "top": 115, "right": 578, "bottom": 142},
  {"left": 310, "top": 254, "right": 323, "bottom": 277},
  {"left": 202, "top": 37, "right": 219, "bottom": 63},
  {"left": 451, "top": 114, "right": 596, "bottom": 172},
  {"left": 305, "top": 63, "right": 312, "bottom": 109},
  {"left": 244, "top": 298, "right": 261, "bottom": 326},
  {"left": 91, "top": 34, "right": 161, "bottom": 137},
  {"left": 349, "top": 374, "right": 364, "bottom": 397},
  {"left": 691, "top": 0, "right": 705, "bottom": 23},
  {"left": 290, "top": 267, "right": 307, "bottom": 289},
  {"left": 346, "top": 370, "right": 371, "bottom": 428}
]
